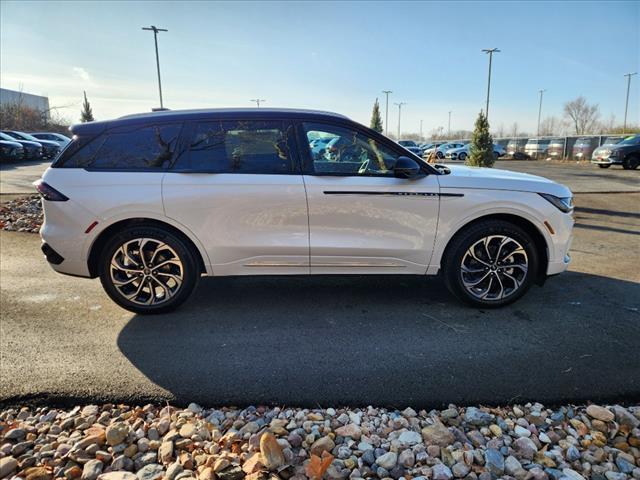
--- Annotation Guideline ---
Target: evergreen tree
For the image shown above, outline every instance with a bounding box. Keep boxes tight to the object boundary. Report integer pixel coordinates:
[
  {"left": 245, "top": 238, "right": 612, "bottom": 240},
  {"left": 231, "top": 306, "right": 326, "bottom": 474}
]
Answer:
[
  {"left": 370, "top": 98, "right": 383, "bottom": 133},
  {"left": 466, "top": 110, "right": 495, "bottom": 167},
  {"left": 80, "top": 91, "right": 94, "bottom": 122}
]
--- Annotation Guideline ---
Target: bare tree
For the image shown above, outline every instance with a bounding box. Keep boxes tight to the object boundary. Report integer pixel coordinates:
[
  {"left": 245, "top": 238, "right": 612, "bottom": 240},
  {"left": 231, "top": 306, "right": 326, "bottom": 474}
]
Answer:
[
  {"left": 539, "top": 116, "right": 561, "bottom": 136},
  {"left": 509, "top": 122, "right": 519, "bottom": 137},
  {"left": 494, "top": 123, "right": 505, "bottom": 138},
  {"left": 563, "top": 96, "right": 600, "bottom": 134}
]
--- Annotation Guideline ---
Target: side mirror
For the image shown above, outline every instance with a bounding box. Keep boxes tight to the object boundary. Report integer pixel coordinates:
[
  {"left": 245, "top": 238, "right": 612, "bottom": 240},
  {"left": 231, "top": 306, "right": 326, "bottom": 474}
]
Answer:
[{"left": 394, "top": 156, "right": 425, "bottom": 179}]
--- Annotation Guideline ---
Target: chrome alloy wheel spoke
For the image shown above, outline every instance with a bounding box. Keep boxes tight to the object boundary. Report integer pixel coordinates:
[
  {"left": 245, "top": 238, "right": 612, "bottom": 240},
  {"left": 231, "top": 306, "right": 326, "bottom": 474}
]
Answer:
[
  {"left": 460, "top": 235, "right": 528, "bottom": 301},
  {"left": 110, "top": 238, "right": 184, "bottom": 306}
]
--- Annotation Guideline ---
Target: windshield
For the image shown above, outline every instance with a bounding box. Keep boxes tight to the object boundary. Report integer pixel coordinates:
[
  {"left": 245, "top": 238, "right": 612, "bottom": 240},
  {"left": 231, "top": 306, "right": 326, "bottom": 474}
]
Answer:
[
  {"left": 617, "top": 135, "right": 640, "bottom": 145},
  {"left": 0, "top": 132, "right": 17, "bottom": 141}
]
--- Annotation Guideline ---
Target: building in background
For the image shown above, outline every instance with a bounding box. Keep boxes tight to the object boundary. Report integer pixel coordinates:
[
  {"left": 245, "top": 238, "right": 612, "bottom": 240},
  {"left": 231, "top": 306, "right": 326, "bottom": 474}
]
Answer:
[{"left": 0, "top": 88, "right": 50, "bottom": 119}]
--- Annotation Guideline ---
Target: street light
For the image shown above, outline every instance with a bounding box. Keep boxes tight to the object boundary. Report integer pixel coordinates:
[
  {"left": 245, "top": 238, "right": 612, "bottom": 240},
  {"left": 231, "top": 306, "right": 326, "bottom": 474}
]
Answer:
[
  {"left": 537, "top": 89, "right": 546, "bottom": 138},
  {"left": 250, "top": 99, "right": 266, "bottom": 107},
  {"left": 394, "top": 102, "right": 406, "bottom": 141},
  {"left": 142, "top": 26, "right": 168, "bottom": 109},
  {"left": 481, "top": 48, "right": 500, "bottom": 121},
  {"left": 448, "top": 111, "right": 452, "bottom": 138},
  {"left": 420, "top": 119, "right": 423, "bottom": 141},
  {"left": 382, "top": 90, "right": 392, "bottom": 136},
  {"left": 623, "top": 72, "right": 637, "bottom": 134}
]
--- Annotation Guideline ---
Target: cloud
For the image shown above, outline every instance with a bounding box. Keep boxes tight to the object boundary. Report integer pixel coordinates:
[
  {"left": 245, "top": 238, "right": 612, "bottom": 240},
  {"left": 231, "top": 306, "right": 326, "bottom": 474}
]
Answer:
[{"left": 72, "top": 67, "right": 90, "bottom": 81}]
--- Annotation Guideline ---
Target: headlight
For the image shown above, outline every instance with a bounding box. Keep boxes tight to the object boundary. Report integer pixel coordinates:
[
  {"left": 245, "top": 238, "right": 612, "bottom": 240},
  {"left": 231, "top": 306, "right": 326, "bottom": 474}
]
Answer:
[{"left": 539, "top": 193, "right": 573, "bottom": 213}]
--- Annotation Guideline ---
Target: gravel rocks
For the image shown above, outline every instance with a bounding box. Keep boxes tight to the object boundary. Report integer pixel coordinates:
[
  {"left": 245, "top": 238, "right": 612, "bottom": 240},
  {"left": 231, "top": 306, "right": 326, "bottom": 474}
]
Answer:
[
  {"left": 0, "top": 403, "right": 638, "bottom": 480},
  {"left": 0, "top": 195, "right": 42, "bottom": 233}
]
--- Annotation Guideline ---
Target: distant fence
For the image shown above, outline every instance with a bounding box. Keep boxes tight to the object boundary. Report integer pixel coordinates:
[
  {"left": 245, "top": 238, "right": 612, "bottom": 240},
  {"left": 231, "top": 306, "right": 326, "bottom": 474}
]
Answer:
[{"left": 490, "top": 134, "right": 629, "bottom": 160}]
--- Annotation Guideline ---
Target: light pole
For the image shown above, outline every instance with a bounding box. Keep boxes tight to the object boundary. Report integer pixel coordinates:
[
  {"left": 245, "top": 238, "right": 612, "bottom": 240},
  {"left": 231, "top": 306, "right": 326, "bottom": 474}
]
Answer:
[
  {"left": 482, "top": 48, "right": 500, "bottom": 121},
  {"left": 382, "top": 90, "right": 392, "bottom": 136},
  {"left": 142, "top": 26, "right": 168, "bottom": 109},
  {"left": 448, "top": 111, "right": 452, "bottom": 138},
  {"left": 394, "top": 102, "right": 406, "bottom": 140},
  {"left": 250, "top": 99, "right": 266, "bottom": 107},
  {"left": 537, "top": 89, "right": 546, "bottom": 137},
  {"left": 623, "top": 72, "right": 637, "bottom": 134},
  {"left": 420, "top": 119, "right": 423, "bottom": 141}
]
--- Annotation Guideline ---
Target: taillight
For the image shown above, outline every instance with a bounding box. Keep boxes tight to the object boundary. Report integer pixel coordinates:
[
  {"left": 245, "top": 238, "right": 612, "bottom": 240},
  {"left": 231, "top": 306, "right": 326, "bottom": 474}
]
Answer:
[{"left": 34, "top": 179, "right": 68, "bottom": 201}]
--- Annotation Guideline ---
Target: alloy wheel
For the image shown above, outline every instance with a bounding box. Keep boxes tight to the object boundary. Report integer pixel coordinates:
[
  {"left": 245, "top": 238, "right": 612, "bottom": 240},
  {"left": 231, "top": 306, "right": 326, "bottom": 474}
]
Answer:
[
  {"left": 460, "top": 235, "right": 528, "bottom": 301},
  {"left": 109, "top": 238, "right": 184, "bottom": 306}
]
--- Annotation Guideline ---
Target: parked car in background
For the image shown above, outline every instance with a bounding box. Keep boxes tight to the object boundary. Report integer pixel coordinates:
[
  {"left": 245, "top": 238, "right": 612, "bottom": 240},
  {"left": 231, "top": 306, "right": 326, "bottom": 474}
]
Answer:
[
  {"left": 0, "top": 131, "right": 43, "bottom": 159},
  {"left": 430, "top": 142, "right": 465, "bottom": 159},
  {"left": 572, "top": 137, "right": 598, "bottom": 160},
  {"left": 524, "top": 139, "right": 551, "bottom": 159},
  {"left": 309, "top": 136, "right": 334, "bottom": 157},
  {"left": 31, "top": 132, "right": 72, "bottom": 146},
  {"left": 445, "top": 143, "right": 505, "bottom": 162},
  {"left": 0, "top": 138, "right": 24, "bottom": 162},
  {"left": 506, "top": 139, "right": 529, "bottom": 159},
  {"left": 2, "top": 130, "right": 60, "bottom": 159},
  {"left": 547, "top": 138, "right": 565, "bottom": 159},
  {"left": 398, "top": 140, "right": 418, "bottom": 148},
  {"left": 403, "top": 145, "right": 423, "bottom": 156},
  {"left": 591, "top": 134, "right": 640, "bottom": 169},
  {"left": 36, "top": 107, "right": 573, "bottom": 313},
  {"left": 421, "top": 142, "right": 446, "bottom": 157}
]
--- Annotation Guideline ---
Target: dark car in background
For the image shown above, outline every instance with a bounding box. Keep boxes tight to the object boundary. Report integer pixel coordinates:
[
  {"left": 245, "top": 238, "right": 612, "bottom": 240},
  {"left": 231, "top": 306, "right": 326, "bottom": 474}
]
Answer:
[
  {"left": 0, "top": 131, "right": 43, "bottom": 159},
  {"left": 572, "top": 137, "right": 598, "bottom": 160},
  {"left": 591, "top": 134, "right": 640, "bottom": 169},
  {"left": 2, "top": 130, "right": 60, "bottom": 159},
  {"left": 31, "top": 132, "right": 72, "bottom": 147},
  {"left": 0, "top": 138, "right": 24, "bottom": 162}
]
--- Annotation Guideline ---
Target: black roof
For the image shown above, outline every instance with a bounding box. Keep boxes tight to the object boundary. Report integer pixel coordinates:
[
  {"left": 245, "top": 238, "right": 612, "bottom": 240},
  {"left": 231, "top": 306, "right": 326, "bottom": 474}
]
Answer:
[{"left": 71, "top": 108, "right": 351, "bottom": 136}]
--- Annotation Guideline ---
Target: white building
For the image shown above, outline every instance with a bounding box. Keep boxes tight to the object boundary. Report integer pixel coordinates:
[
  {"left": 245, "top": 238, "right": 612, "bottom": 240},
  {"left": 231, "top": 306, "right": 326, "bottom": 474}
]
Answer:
[{"left": 0, "top": 88, "right": 50, "bottom": 119}]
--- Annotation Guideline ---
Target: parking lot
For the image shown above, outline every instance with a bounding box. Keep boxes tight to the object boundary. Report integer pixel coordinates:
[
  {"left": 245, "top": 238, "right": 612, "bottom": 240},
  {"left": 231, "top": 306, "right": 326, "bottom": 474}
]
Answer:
[{"left": 0, "top": 159, "right": 639, "bottom": 408}]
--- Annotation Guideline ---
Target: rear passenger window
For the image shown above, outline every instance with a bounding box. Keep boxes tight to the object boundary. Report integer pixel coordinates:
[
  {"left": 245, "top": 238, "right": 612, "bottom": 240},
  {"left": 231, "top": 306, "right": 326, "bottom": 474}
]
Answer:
[
  {"left": 89, "top": 124, "right": 182, "bottom": 169},
  {"left": 179, "top": 120, "right": 296, "bottom": 174},
  {"left": 55, "top": 124, "right": 182, "bottom": 169}
]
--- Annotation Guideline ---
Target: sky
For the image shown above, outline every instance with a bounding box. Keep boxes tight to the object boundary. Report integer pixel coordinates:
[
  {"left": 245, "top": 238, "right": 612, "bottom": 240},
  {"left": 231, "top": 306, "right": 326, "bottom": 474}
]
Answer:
[{"left": 1, "top": 0, "right": 638, "bottom": 137}]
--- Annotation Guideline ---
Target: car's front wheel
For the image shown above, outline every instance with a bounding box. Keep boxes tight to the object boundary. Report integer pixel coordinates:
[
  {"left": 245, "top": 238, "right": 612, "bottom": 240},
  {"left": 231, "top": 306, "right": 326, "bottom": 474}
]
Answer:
[
  {"left": 622, "top": 155, "right": 639, "bottom": 170},
  {"left": 99, "top": 225, "right": 199, "bottom": 314},
  {"left": 443, "top": 220, "right": 539, "bottom": 307}
]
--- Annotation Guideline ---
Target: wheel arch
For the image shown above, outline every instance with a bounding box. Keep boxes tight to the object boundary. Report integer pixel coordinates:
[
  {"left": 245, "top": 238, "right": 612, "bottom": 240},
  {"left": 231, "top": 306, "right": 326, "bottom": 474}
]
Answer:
[
  {"left": 87, "top": 218, "right": 208, "bottom": 278},
  {"left": 439, "top": 213, "right": 549, "bottom": 284}
]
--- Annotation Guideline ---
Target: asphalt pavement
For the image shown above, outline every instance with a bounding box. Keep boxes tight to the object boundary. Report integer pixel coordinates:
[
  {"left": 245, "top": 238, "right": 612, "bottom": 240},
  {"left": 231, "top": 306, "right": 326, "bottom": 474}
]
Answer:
[{"left": 1, "top": 191, "right": 638, "bottom": 408}]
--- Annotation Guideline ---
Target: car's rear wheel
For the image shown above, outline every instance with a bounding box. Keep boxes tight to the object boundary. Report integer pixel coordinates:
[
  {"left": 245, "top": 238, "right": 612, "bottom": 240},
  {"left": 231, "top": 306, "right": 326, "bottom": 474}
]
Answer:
[
  {"left": 99, "top": 225, "right": 199, "bottom": 314},
  {"left": 598, "top": 164, "right": 611, "bottom": 169},
  {"left": 623, "top": 155, "right": 639, "bottom": 170},
  {"left": 437, "top": 151, "right": 444, "bottom": 159},
  {"left": 458, "top": 152, "right": 467, "bottom": 161},
  {"left": 443, "top": 220, "right": 539, "bottom": 307}
]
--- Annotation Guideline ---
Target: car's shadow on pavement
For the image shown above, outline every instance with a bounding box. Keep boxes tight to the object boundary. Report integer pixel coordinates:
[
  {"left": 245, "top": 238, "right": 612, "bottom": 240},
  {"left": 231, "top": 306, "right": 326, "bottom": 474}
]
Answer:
[{"left": 117, "top": 272, "right": 640, "bottom": 408}]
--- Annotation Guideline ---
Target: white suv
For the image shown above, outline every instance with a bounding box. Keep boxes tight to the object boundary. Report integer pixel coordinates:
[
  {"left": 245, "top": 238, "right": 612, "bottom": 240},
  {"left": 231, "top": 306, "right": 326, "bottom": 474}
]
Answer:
[{"left": 36, "top": 108, "right": 574, "bottom": 314}]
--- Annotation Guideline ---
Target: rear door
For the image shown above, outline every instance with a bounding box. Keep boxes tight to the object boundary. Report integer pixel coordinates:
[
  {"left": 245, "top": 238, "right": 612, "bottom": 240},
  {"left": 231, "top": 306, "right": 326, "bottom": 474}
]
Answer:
[
  {"left": 162, "top": 118, "right": 309, "bottom": 275},
  {"left": 299, "top": 121, "right": 440, "bottom": 274}
]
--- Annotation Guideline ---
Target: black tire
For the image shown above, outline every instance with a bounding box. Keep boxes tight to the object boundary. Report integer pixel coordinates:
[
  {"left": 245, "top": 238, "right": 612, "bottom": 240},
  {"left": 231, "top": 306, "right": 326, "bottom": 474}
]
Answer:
[
  {"left": 437, "top": 151, "right": 444, "bottom": 159},
  {"left": 623, "top": 155, "right": 639, "bottom": 170},
  {"left": 598, "top": 164, "right": 611, "bottom": 169},
  {"left": 458, "top": 152, "right": 467, "bottom": 162},
  {"left": 442, "top": 220, "right": 539, "bottom": 308},
  {"left": 99, "top": 225, "right": 199, "bottom": 314}
]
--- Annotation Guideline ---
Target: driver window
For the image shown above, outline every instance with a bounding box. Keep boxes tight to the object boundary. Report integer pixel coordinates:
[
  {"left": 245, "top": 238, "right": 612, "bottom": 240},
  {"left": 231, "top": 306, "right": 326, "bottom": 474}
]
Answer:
[{"left": 303, "top": 122, "right": 398, "bottom": 176}]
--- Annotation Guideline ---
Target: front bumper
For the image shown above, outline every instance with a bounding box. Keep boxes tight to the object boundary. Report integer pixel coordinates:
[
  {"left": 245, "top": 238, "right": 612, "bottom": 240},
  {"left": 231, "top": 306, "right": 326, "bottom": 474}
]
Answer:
[{"left": 591, "top": 156, "right": 622, "bottom": 165}]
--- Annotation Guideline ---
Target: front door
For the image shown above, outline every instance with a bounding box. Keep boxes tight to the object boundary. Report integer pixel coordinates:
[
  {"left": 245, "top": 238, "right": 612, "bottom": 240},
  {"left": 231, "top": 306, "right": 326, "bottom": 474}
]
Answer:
[
  {"left": 299, "top": 121, "right": 440, "bottom": 274},
  {"left": 163, "top": 119, "right": 309, "bottom": 275}
]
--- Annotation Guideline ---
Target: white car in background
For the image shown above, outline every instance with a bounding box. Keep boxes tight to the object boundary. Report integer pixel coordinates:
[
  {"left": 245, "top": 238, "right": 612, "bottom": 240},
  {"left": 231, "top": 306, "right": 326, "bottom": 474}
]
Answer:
[
  {"left": 36, "top": 108, "right": 574, "bottom": 314},
  {"left": 445, "top": 143, "right": 506, "bottom": 161}
]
